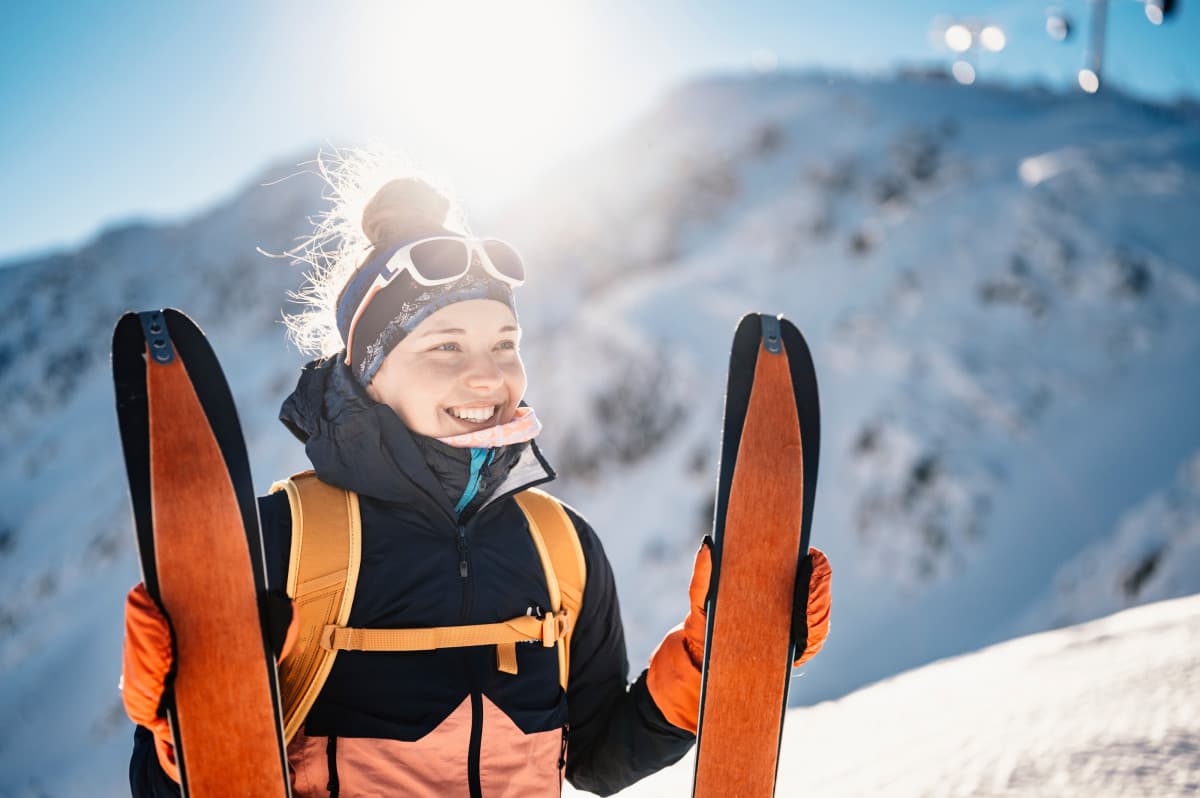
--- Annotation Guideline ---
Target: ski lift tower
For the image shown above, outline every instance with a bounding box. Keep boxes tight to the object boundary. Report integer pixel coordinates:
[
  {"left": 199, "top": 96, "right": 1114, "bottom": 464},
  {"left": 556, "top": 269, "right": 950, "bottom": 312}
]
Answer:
[{"left": 1068, "top": 0, "right": 1179, "bottom": 93}]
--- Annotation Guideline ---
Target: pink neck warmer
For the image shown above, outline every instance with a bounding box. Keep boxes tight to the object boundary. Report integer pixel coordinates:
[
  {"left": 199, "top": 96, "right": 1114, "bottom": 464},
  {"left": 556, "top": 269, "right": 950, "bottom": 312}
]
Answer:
[{"left": 435, "top": 405, "right": 542, "bottom": 449}]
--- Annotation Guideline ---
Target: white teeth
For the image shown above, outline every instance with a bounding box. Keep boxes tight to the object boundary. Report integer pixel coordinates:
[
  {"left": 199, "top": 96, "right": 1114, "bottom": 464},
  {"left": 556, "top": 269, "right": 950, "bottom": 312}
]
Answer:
[{"left": 449, "top": 405, "right": 497, "bottom": 422}]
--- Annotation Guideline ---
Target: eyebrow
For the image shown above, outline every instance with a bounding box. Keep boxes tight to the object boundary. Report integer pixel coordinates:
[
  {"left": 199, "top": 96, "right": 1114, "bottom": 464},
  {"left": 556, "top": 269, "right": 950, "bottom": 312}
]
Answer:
[{"left": 418, "top": 325, "right": 519, "bottom": 338}]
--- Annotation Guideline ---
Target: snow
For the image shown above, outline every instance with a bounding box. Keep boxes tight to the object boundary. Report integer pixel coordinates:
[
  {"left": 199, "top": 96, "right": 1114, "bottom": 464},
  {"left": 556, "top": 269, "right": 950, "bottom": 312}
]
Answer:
[
  {"left": 1, "top": 70, "right": 1199, "bottom": 794},
  {"left": 586, "top": 593, "right": 1200, "bottom": 797},
  {"left": 1020, "top": 452, "right": 1200, "bottom": 635}
]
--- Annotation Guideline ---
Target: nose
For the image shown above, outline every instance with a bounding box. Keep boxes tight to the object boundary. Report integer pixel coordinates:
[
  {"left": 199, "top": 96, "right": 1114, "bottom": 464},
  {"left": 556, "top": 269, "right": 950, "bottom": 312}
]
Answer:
[{"left": 463, "top": 351, "right": 504, "bottom": 391}]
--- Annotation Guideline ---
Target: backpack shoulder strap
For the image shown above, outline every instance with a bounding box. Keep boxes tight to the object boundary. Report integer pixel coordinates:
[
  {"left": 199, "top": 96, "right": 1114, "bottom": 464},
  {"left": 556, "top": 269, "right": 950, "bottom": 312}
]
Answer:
[
  {"left": 268, "top": 476, "right": 583, "bottom": 716},
  {"left": 513, "top": 488, "right": 587, "bottom": 691},
  {"left": 269, "top": 470, "right": 361, "bottom": 743}
]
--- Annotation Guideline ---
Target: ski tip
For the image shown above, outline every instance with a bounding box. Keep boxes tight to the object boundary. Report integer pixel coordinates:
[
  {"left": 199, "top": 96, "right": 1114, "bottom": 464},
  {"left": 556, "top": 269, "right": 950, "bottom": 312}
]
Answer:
[
  {"left": 760, "top": 315, "right": 783, "bottom": 354},
  {"left": 113, "top": 311, "right": 150, "bottom": 335},
  {"left": 112, "top": 312, "right": 156, "bottom": 366},
  {"left": 735, "top": 311, "right": 791, "bottom": 325},
  {"left": 137, "top": 310, "right": 177, "bottom": 365},
  {"left": 734, "top": 312, "right": 794, "bottom": 353},
  {"left": 112, "top": 308, "right": 207, "bottom": 363},
  {"left": 161, "top": 307, "right": 202, "bottom": 332}
]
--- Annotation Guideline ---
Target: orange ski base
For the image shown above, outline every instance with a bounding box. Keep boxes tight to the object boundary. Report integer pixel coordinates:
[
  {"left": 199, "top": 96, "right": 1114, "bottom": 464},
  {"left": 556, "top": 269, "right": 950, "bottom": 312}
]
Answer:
[
  {"left": 694, "top": 341, "right": 804, "bottom": 798},
  {"left": 147, "top": 352, "right": 289, "bottom": 796}
]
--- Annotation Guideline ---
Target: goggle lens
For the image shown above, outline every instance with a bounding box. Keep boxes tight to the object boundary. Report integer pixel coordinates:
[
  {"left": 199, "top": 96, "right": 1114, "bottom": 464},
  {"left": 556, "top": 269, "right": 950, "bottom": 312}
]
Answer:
[
  {"left": 409, "top": 238, "right": 471, "bottom": 281},
  {"left": 482, "top": 239, "right": 526, "bottom": 283}
]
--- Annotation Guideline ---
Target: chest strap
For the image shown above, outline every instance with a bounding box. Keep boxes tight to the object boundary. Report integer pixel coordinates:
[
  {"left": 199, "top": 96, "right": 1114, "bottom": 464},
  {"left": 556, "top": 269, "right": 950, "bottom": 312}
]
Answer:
[{"left": 321, "top": 610, "right": 571, "bottom": 675}]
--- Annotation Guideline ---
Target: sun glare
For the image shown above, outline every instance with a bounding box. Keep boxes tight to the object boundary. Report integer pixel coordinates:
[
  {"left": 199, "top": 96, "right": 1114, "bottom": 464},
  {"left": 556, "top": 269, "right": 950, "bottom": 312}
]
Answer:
[
  {"left": 1078, "top": 68, "right": 1100, "bottom": 94},
  {"left": 345, "top": 2, "right": 589, "bottom": 207},
  {"left": 979, "top": 25, "right": 1006, "bottom": 52},
  {"left": 944, "top": 24, "right": 973, "bottom": 53}
]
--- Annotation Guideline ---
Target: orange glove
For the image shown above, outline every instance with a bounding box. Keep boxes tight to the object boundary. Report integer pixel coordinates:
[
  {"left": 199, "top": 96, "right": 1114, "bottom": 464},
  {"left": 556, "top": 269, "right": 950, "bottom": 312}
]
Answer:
[
  {"left": 120, "top": 582, "right": 298, "bottom": 782},
  {"left": 793, "top": 547, "right": 832, "bottom": 665},
  {"left": 121, "top": 583, "right": 181, "bottom": 781},
  {"left": 646, "top": 540, "right": 832, "bottom": 734}
]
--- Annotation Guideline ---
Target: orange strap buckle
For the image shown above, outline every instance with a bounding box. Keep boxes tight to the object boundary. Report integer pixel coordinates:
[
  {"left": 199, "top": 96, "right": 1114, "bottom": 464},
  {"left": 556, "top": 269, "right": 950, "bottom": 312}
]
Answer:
[{"left": 541, "top": 610, "right": 570, "bottom": 647}]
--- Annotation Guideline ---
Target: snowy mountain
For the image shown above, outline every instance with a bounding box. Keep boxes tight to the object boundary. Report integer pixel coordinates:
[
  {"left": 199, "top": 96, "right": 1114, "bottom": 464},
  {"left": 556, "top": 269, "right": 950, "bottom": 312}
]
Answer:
[
  {"left": 501, "top": 72, "right": 1200, "bottom": 701},
  {"left": 1, "top": 70, "right": 1198, "bottom": 795},
  {"left": 580, "top": 592, "right": 1200, "bottom": 797}
]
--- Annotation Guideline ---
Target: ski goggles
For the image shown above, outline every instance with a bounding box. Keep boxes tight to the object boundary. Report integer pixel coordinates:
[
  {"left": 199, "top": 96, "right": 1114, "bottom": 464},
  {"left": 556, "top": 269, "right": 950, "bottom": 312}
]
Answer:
[{"left": 342, "top": 236, "right": 526, "bottom": 364}]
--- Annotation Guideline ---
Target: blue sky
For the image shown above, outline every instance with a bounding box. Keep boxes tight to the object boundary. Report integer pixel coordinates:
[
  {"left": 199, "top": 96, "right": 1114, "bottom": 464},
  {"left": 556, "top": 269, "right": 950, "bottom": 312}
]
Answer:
[{"left": 2, "top": 0, "right": 1197, "bottom": 264}]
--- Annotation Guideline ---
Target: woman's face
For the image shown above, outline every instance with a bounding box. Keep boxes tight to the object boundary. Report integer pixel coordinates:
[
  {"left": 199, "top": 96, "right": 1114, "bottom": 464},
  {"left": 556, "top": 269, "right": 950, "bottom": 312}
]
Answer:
[{"left": 365, "top": 299, "right": 527, "bottom": 438}]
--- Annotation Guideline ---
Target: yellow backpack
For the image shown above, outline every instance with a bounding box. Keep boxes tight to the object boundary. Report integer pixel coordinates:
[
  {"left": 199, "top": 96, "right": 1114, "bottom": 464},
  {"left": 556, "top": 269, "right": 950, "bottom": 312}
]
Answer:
[{"left": 269, "top": 471, "right": 586, "bottom": 743}]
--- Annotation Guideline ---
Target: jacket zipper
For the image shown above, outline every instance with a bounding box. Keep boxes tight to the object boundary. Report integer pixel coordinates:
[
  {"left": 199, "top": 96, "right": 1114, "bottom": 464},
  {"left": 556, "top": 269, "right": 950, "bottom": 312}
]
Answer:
[
  {"left": 459, "top": 521, "right": 483, "bottom": 798},
  {"left": 468, "top": 690, "right": 484, "bottom": 798},
  {"left": 450, "top": 453, "right": 553, "bottom": 798},
  {"left": 558, "top": 724, "right": 569, "bottom": 784},
  {"left": 457, "top": 523, "right": 475, "bottom": 624},
  {"left": 457, "top": 524, "right": 470, "bottom": 579},
  {"left": 326, "top": 735, "right": 340, "bottom": 798}
]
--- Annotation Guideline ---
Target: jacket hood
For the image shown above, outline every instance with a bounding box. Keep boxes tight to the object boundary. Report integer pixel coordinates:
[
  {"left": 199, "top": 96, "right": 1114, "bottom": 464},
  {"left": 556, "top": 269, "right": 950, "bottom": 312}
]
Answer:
[{"left": 278, "top": 356, "right": 553, "bottom": 516}]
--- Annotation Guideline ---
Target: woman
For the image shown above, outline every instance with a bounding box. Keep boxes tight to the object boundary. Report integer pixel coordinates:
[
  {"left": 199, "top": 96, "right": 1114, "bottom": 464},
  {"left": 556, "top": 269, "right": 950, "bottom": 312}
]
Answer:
[{"left": 120, "top": 170, "right": 832, "bottom": 797}]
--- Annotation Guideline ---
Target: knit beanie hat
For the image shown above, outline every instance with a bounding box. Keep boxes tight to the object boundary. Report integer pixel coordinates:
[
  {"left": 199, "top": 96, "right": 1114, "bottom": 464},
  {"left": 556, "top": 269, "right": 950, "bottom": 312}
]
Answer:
[{"left": 335, "top": 179, "right": 517, "bottom": 385}]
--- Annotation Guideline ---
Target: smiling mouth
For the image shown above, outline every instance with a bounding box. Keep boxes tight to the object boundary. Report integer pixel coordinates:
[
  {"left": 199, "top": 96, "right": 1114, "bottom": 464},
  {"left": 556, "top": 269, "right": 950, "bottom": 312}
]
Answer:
[{"left": 445, "top": 404, "right": 500, "bottom": 423}]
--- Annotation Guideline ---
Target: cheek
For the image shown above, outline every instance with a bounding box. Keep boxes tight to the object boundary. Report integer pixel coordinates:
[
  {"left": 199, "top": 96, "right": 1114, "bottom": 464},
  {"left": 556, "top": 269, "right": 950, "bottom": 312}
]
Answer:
[
  {"left": 408, "top": 364, "right": 458, "bottom": 406},
  {"left": 504, "top": 356, "right": 528, "bottom": 401},
  {"left": 406, "top": 356, "right": 463, "bottom": 383},
  {"left": 372, "top": 361, "right": 448, "bottom": 419}
]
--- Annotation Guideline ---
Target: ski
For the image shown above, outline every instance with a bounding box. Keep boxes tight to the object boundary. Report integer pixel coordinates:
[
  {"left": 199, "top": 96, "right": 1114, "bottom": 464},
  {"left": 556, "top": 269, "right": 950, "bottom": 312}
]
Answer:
[
  {"left": 112, "top": 309, "right": 291, "bottom": 797},
  {"left": 693, "top": 313, "right": 820, "bottom": 798}
]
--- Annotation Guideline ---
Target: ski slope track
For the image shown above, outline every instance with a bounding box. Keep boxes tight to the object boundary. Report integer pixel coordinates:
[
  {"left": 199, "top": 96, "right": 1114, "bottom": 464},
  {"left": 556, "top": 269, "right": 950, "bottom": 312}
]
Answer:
[{"left": 1, "top": 71, "right": 1198, "bottom": 795}]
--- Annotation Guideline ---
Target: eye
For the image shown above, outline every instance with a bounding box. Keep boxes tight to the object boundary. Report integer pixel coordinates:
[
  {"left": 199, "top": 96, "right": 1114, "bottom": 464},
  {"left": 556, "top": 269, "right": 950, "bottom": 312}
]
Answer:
[
  {"left": 432, "top": 342, "right": 461, "bottom": 352},
  {"left": 495, "top": 340, "right": 517, "bottom": 350}
]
